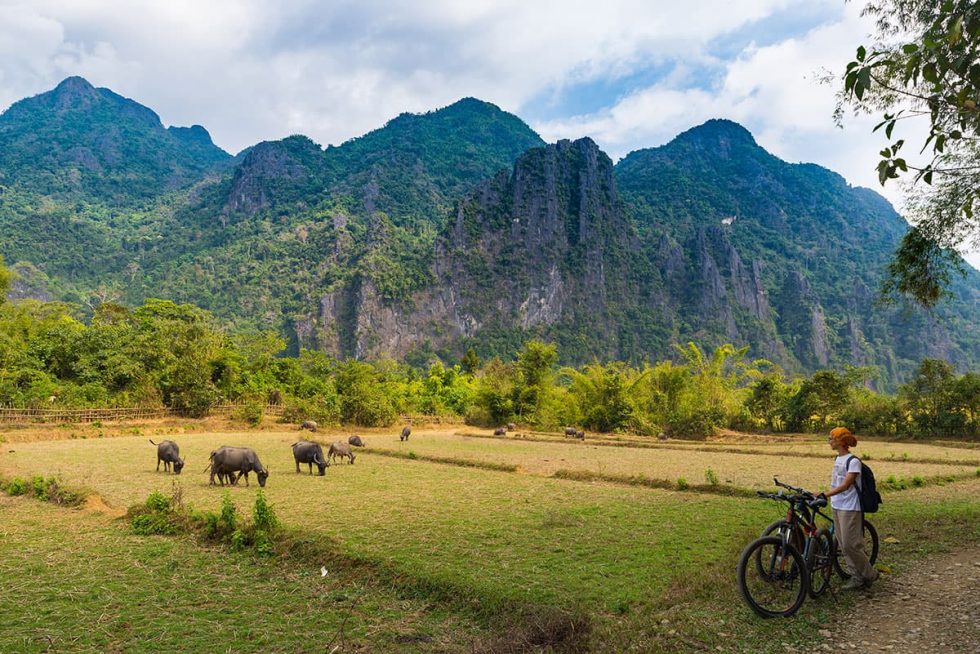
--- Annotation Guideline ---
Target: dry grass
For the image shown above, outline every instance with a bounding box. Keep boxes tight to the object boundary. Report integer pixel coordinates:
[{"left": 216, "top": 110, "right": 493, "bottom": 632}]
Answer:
[{"left": 366, "top": 431, "right": 977, "bottom": 490}]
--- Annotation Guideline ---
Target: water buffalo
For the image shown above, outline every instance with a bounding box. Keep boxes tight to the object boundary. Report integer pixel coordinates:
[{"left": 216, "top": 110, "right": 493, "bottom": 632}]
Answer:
[
  {"left": 300, "top": 420, "right": 318, "bottom": 432},
  {"left": 493, "top": 427, "right": 506, "bottom": 436},
  {"left": 564, "top": 427, "right": 578, "bottom": 437},
  {"left": 292, "top": 441, "right": 328, "bottom": 476},
  {"left": 328, "top": 442, "right": 356, "bottom": 465},
  {"left": 348, "top": 435, "right": 365, "bottom": 447},
  {"left": 400, "top": 426, "right": 411, "bottom": 442},
  {"left": 150, "top": 439, "right": 184, "bottom": 474},
  {"left": 506, "top": 423, "right": 516, "bottom": 431},
  {"left": 575, "top": 430, "right": 585, "bottom": 440},
  {"left": 208, "top": 446, "right": 269, "bottom": 487}
]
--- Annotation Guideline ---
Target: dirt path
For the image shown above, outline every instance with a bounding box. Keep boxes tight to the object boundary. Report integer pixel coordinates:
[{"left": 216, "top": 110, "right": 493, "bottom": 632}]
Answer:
[{"left": 824, "top": 546, "right": 980, "bottom": 653}]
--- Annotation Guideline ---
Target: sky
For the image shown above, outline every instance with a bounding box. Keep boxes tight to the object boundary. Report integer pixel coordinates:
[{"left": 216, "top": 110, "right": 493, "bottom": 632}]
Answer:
[{"left": 1, "top": 0, "right": 977, "bottom": 268}]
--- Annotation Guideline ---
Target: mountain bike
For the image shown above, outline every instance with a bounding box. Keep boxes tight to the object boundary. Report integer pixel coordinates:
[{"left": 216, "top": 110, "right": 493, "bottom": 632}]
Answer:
[
  {"left": 760, "top": 478, "right": 879, "bottom": 580},
  {"left": 737, "top": 488, "right": 832, "bottom": 617}
]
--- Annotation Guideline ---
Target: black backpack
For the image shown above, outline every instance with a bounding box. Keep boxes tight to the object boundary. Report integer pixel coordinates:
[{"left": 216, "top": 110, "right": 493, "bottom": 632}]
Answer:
[{"left": 847, "top": 455, "right": 882, "bottom": 513}]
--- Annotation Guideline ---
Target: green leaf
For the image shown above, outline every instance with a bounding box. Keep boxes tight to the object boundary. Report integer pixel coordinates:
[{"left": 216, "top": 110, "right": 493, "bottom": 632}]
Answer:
[
  {"left": 856, "top": 45, "right": 866, "bottom": 62},
  {"left": 902, "top": 43, "right": 919, "bottom": 54},
  {"left": 877, "top": 160, "right": 889, "bottom": 185},
  {"left": 949, "top": 16, "right": 964, "bottom": 44}
]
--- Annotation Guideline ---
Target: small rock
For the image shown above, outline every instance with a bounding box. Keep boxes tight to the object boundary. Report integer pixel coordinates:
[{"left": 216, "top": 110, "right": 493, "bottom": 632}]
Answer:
[{"left": 819, "top": 629, "right": 832, "bottom": 638}]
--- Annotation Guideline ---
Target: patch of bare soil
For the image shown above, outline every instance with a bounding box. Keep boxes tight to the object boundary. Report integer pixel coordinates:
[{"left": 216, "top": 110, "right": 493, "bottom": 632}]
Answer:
[
  {"left": 824, "top": 546, "right": 980, "bottom": 653},
  {"left": 83, "top": 493, "right": 126, "bottom": 517}
]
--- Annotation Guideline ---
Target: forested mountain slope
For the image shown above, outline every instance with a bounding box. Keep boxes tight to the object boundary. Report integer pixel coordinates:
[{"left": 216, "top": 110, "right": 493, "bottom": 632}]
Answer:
[{"left": 1, "top": 78, "right": 977, "bottom": 385}]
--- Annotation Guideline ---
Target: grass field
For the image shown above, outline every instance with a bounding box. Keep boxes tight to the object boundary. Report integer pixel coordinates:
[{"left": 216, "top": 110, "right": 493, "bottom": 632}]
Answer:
[{"left": 1, "top": 425, "right": 978, "bottom": 652}]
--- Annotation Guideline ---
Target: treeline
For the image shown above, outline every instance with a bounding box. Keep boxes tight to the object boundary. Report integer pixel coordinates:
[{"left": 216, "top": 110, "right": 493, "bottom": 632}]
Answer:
[{"left": 0, "top": 269, "right": 976, "bottom": 438}]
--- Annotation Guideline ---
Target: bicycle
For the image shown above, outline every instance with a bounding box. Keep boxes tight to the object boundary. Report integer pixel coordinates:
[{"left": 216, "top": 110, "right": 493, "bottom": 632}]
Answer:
[
  {"left": 736, "top": 487, "right": 833, "bottom": 617},
  {"left": 761, "top": 478, "right": 879, "bottom": 581}
]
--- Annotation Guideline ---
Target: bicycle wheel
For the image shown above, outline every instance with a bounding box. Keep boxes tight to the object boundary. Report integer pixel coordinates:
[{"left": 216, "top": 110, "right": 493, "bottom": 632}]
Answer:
[
  {"left": 737, "top": 536, "right": 809, "bottom": 618},
  {"left": 833, "top": 519, "right": 880, "bottom": 579},
  {"left": 807, "top": 528, "right": 833, "bottom": 598}
]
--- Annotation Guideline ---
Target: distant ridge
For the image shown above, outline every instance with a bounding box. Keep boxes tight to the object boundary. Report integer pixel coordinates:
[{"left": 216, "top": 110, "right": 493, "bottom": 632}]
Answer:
[{"left": 0, "top": 79, "right": 977, "bottom": 386}]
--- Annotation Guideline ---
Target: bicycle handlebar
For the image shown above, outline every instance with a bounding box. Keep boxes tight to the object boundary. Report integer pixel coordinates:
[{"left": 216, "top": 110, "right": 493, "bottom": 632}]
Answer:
[
  {"left": 764, "top": 480, "right": 828, "bottom": 509},
  {"left": 773, "top": 477, "right": 810, "bottom": 496}
]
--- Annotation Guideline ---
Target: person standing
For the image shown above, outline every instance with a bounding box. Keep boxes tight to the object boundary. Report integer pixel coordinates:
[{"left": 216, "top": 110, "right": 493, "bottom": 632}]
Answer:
[{"left": 822, "top": 426, "right": 878, "bottom": 590}]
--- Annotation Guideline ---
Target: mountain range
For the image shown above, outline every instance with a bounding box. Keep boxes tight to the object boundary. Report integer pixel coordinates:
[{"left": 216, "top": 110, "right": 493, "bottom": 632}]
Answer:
[{"left": 1, "top": 76, "right": 978, "bottom": 386}]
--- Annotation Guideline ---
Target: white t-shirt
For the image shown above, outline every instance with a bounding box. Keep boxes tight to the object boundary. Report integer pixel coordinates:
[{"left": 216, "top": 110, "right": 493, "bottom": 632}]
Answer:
[{"left": 830, "top": 454, "right": 862, "bottom": 511}]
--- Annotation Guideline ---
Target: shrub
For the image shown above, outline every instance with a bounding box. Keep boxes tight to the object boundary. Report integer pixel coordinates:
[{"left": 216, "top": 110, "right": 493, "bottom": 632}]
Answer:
[
  {"left": 911, "top": 475, "right": 924, "bottom": 487},
  {"left": 704, "top": 468, "right": 719, "bottom": 486},
  {"left": 234, "top": 400, "right": 264, "bottom": 427},
  {"left": 31, "top": 475, "right": 49, "bottom": 501},
  {"left": 132, "top": 512, "right": 178, "bottom": 536},
  {"left": 230, "top": 528, "right": 248, "bottom": 552},
  {"left": 252, "top": 490, "right": 279, "bottom": 533},
  {"left": 676, "top": 477, "right": 689, "bottom": 491},
  {"left": 218, "top": 493, "right": 238, "bottom": 535},
  {"left": 144, "top": 490, "right": 171, "bottom": 512},
  {"left": 5, "top": 477, "right": 27, "bottom": 496}
]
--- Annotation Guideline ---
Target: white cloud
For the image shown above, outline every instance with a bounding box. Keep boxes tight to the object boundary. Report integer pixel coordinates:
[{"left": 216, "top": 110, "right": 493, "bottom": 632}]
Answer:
[
  {"left": 0, "top": 0, "right": 798, "bottom": 153},
  {"left": 0, "top": 0, "right": 976, "bottom": 269}
]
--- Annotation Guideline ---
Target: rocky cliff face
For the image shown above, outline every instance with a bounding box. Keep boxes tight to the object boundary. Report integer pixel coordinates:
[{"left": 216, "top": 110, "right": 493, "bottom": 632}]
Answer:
[{"left": 307, "top": 138, "right": 641, "bottom": 359}]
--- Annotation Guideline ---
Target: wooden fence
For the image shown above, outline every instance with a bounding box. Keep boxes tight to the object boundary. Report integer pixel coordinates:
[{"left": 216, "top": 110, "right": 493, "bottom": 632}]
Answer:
[
  {"left": 0, "top": 406, "right": 175, "bottom": 424},
  {"left": 0, "top": 404, "right": 460, "bottom": 426},
  {"left": 0, "top": 402, "right": 284, "bottom": 424}
]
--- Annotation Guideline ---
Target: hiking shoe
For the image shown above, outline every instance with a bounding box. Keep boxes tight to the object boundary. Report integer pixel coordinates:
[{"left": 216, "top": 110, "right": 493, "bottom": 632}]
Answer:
[{"left": 841, "top": 577, "right": 865, "bottom": 591}]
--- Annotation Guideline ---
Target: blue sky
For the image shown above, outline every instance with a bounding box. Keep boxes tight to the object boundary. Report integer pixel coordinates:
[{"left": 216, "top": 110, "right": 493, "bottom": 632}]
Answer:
[{"left": 0, "top": 0, "right": 976, "bottom": 267}]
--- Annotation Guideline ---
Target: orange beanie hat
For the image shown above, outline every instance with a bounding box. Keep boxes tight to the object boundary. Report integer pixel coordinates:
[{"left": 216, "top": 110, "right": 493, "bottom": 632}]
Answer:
[{"left": 830, "top": 426, "right": 857, "bottom": 448}]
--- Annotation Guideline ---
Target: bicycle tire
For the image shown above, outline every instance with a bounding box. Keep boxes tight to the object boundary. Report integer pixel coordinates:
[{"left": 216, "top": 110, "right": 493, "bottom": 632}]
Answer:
[
  {"left": 737, "top": 536, "right": 809, "bottom": 618},
  {"left": 808, "top": 528, "right": 833, "bottom": 598},
  {"left": 833, "top": 519, "right": 879, "bottom": 579}
]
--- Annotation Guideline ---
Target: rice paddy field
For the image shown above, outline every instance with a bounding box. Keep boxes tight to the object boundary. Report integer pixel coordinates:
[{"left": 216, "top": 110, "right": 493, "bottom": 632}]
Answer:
[{"left": 1, "top": 422, "right": 978, "bottom": 653}]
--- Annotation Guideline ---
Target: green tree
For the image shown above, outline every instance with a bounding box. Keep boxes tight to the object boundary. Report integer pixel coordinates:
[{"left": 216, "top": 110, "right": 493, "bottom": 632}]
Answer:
[
  {"left": 513, "top": 339, "right": 558, "bottom": 421},
  {"left": 460, "top": 347, "right": 480, "bottom": 374},
  {"left": 840, "top": 1, "right": 980, "bottom": 306},
  {"left": 560, "top": 362, "right": 637, "bottom": 433},
  {"left": 0, "top": 255, "right": 12, "bottom": 303}
]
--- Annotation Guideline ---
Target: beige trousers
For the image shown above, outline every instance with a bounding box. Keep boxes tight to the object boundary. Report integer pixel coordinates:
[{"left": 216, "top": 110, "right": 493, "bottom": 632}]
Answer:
[{"left": 833, "top": 508, "right": 876, "bottom": 581}]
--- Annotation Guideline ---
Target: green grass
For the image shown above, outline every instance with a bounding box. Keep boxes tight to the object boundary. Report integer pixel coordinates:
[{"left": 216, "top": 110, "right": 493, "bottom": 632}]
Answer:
[
  {"left": 0, "top": 430, "right": 978, "bottom": 652},
  {"left": 0, "top": 496, "right": 487, "bottom": 653}
]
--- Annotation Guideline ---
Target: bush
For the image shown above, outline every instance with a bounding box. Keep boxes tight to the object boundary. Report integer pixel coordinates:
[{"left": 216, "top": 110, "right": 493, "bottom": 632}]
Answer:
[
  {"left": 252, "top": 490, "right": 279, "bottom": 532},
  {"left": 132, "top": 512, "right": 179, "bottom": 536},
  {"left": 144, "top": 490, "right": 171, "bottom": 512},
  {"left": 676, "top": 477, "right": 689, "bottom": 491},
  {"left": 234, "top": 400, "right": 264, "bottom": 427},
  {"left": 5, "top": 477, "right": 27, "bottom": 496},
  {"left": 666, "top": 408, "right": 725, "bottom": 440},
  {"left": 704, "top": 468, "right": 719, "bottom": 486},
  {"left": 31, "top": 475, "right": 48, "bottom": 501}
]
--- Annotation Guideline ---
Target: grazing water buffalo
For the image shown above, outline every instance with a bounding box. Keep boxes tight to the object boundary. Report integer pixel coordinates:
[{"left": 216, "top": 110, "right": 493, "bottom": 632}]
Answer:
[
  {"left": 493, "top": 427, "right": 507, "bottom": 436},
  {"left": 348, "top": 435, "right": 365, "bottom": 447},
  {"left": 300, "top": 420, "right": 318, "bottom": 432},
  {"left": 150, "top": 439, "right": 184, "bottom": 474},
  {"left": 328, "top": 442, "right": 356, "bottom": 465},
  {"left": 564, "top": 427, "right": 578, "bottom": 437},
  {"left": 292, "top": 441, "right": 328, "bottom": 476},
  {"left": 208, "top": 446, "right": 269, "bottom": 487},
  {"left": 506, "top": 423, "right": 516, "bottom": 431},
  {"left": 400, "top": 426, "right": 411, "bottom": 441}
]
